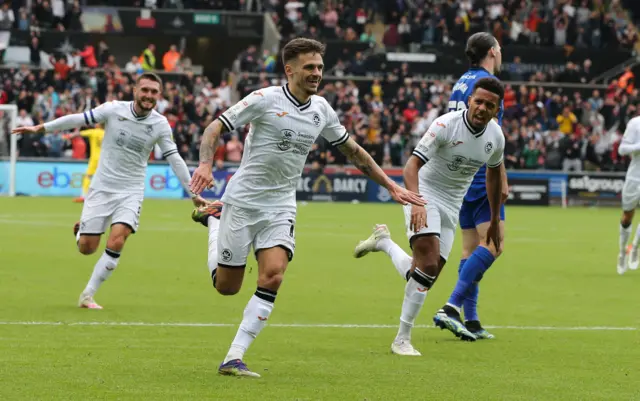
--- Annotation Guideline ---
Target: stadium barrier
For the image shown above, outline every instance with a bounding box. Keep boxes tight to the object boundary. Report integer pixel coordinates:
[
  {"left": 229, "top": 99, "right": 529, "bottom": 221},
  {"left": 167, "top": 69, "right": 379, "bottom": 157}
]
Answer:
[{"left": 0, "top": 159, "right": 626, "bottom": 207}]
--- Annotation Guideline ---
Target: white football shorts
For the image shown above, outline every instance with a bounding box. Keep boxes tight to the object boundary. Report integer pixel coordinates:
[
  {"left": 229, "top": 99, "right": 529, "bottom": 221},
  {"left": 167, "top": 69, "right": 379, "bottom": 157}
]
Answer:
[
  {"left": 622, "top": 178, "right": 640, "bottom": 212},
  {"left": 217, "top": 203, "right": 296, "bottom": 268},
  {"left": 403, "top": 201, "right": 457, "bottom": 261},
  {"left": 78, "top": 189, "right": 144, "bottom": 235}
]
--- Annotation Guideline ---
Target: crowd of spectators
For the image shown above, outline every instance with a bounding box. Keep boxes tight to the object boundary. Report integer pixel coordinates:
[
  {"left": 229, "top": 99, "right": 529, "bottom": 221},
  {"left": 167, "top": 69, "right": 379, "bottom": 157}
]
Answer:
[
  {"left": 2, "top": 0, "right": 640, "bottom": 174},
  {"left": 232, "top": 65, "right": 638, "bottom": 173},
  {"left": 0, "top": 0, "right": 83, "bottom": 32},
  {"left": 2, "top": 48, "right": 638, "bottom": 173},
  {"left": 0, "top": 58, "right": 233, "bottom": 164},
  {"left": 274, "top": 0, "right": 637, "bottom": 51},
  {"left": 2, "top": 0, "right": 636, "bottom": 53}
]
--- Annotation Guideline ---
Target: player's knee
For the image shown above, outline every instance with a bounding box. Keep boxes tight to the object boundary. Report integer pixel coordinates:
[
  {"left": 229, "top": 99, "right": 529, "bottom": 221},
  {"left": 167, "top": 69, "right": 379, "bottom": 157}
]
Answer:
[
  {"left": 258, "top": 268, "right": 285, "bottom": 291},
  {"left": 77, "top": 237, "right": 99, "bottom": 255},
  {"left": 106, "top": 235, "right": 126, "bottom": 253},
  {"left": 77, "top": 243, "right": 97, "bottom": 255},
  {"left": 214, "top": 274, "right": 241, "bottom": 296},
  {"left": 258, "top": 259, "right": 287, "bottom": 291},
  {"left": 621, "top": 211, "right": 634, "bottom": 226}
]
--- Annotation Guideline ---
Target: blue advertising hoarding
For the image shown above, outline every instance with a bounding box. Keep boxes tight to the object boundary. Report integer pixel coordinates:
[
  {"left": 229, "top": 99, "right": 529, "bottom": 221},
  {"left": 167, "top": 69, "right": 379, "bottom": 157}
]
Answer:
[
  {"left": 2, "top": 160, "right": 617, "bottom": 205},
  {"left": 368, "top": 171, "right": 567, "bottom": 203},
  {"left": 0, "top": 160, "right": 8, "bottom": 194},
  {"left": 0, "top": 161, "right": 183, "bottom": 198}
]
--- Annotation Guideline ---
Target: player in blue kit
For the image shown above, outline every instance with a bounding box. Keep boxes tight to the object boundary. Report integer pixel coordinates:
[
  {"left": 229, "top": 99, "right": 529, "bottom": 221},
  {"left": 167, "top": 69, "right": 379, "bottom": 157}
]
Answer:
[{"left": 433, "top": 32, "right": 509, "bottom": 340}]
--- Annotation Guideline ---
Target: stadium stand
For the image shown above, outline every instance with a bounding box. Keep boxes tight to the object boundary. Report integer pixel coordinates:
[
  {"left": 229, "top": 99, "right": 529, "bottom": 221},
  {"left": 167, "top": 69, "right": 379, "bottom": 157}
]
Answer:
[
  {"left": 230, "top": 0, "right": 640, "bottom": 172},
  {"left": 1, "top": 0, "right": 640, "bottom": 175}
]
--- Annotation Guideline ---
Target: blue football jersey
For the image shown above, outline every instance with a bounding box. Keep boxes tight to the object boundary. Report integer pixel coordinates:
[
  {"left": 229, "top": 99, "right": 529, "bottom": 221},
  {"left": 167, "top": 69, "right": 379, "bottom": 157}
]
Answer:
[{"left": 448, "top": 67, "right": 504, "bottom": 202}]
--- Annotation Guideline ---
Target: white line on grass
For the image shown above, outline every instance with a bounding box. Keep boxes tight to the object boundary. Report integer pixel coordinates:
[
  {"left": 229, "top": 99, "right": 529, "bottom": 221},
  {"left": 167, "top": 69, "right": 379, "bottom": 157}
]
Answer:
[{"left": 0, "top": 321, "right": 636, "bottom": 331}]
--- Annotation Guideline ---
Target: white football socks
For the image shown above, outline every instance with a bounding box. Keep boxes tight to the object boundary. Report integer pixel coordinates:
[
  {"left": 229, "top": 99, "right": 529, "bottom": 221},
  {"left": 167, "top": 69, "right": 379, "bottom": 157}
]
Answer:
[
  {"left": 632, "top": 224, "right": 640, "bottom": 249},
  {"left": 83, "top": 248, "right": 120, "bottom": 296},
  {"left": 377, "top": 237, "right": 412, "bottom": 279},
  {"left": 207, "top": 217, "right": 220, "bottom": 275},
  {"left": 395, "top": 277, "right": 428, "bottom": 342},
  {"left": 620, "top": 223, "right": 632, "bottom": 254},
  {"left": 224, "top": 290, "right": 276, "bottom": 364}
]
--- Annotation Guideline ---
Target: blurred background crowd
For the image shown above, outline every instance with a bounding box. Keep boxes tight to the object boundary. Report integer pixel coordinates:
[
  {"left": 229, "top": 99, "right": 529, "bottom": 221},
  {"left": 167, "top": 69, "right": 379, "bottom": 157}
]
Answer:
[{"left": 2, "top": 0, "right": 640, "bottom": 173}]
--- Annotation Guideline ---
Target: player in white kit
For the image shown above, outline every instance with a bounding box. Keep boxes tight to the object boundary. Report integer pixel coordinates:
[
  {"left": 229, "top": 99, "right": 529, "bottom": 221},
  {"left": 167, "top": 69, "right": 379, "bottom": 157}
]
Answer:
[
  {"left": 188, "top": 38, "right": 425, "bottom": 377},
  {"left": 12, "top": 72, "right": 207, "bottom": 309},
  {"left": 616, "top": 113, "right": 640, "bottom": 274},
  {"left": 354, "top": 78, "right": 505, "bottom": 354}
]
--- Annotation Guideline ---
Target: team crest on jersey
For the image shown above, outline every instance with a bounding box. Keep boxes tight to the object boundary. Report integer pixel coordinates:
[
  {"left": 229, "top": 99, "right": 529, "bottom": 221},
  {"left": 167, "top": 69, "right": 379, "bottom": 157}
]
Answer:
[
  {"left": 312, "top": 113, "right": 321, "bottom": 127},
  {"left": 485, "top": 142, "right": 493, "bottom": 154},
  {"left": 221, "top": 249, "right": 233, "bottom": 262},
  {"left": 278, "top": 129, "right": 296, "bottom": 151},
  {"left": 145, "top": 125, "right": 153, "bottom": 135}
]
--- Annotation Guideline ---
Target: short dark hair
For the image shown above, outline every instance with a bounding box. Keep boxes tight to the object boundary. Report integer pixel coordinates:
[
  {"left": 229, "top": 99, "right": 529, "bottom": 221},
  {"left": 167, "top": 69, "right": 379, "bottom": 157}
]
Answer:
[
  {"left": 472, "top": 77, "right": 504, "bottom": 101},
  {"left": 136, "top": 71, "right": 163, "bottom": 87},
  {"left": 281, "top": 38, "right": 326, "bottom": 66},
  {"left": 465, "top": 32, "right": 497, "bottom": 66}
]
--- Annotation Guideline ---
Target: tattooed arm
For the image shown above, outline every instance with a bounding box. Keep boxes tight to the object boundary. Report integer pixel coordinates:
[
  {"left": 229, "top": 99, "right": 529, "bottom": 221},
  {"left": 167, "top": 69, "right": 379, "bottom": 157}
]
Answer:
[
  {"left": 199, "top": 120, "right": 225, "bottom": 165},
  {"left": 335, "top": 137, "right": 425, "bottom": 206},
  {"left": 190, "top": 119, "right": 227, "bottom": 194},
  {"left": 190, "top": 90, "right": 265, "bottom": 194},
  {"left": 336, "top": 137, "right": 395, "bottom": 189}
]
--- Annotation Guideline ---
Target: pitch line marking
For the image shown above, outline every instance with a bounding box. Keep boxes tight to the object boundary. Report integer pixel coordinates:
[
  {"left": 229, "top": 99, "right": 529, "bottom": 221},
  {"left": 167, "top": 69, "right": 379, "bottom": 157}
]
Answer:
[{"left": 0, "top": 321, "right": 636, "bottom": 331}]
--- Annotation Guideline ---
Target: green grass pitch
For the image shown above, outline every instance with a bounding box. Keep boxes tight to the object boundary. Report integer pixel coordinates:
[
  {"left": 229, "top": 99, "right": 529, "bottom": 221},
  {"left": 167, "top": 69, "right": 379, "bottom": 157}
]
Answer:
[{"left": 0, "top": 197, "right": 639, "bottom": 400}]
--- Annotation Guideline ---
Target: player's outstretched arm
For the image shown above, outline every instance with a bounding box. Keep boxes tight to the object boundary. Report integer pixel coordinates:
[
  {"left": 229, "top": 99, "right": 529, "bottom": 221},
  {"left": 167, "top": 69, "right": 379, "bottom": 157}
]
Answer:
[
  {"left": 13, "top": 106, "right": 108, "bottom": 135},
  {"left": 190, "top": 119, "right": 224, "bottom": 194},
  {"left": 336, "top": 137, "right": 424, "bottom": 206},
  {"left": 157, "top": 128, "right": 209, "bottom": 206},
  {"left": 12, "top": 113, "right": 87, "bottom": 135},
  {"left": 165, "top": 151, "right": 207, "bottom": 206}
]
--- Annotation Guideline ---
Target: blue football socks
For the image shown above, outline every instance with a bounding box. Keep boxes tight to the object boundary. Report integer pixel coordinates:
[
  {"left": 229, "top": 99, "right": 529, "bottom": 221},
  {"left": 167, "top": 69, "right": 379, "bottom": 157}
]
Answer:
[{"left": 448, "top": 247, "right": 495, "bottom": 310}]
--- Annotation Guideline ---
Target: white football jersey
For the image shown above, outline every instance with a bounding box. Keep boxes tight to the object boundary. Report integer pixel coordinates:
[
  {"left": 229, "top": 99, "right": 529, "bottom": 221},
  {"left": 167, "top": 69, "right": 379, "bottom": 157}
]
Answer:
[
  {"left": 218, "top": 85, "right": 349, "bottom": 211},
  {"left": 413, "top": 110, "right": 505, "bottom": 216},
  {"left": 621, "top": 116, "right": 640, "bottom": 181},
  {"left": 85, "top": 101, "right": 177, "bottom": 193}
]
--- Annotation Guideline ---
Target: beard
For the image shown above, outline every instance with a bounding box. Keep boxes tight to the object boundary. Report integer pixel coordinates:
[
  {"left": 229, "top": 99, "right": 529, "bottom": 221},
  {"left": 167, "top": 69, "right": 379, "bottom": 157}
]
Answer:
[{"left": 136, "top": 97, "right": 156, "bottom": 112}]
